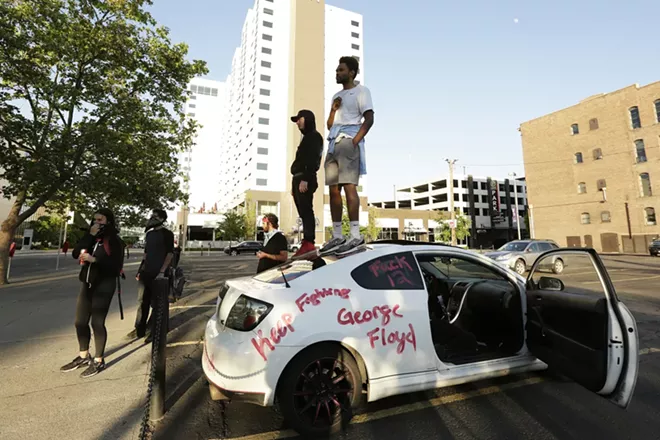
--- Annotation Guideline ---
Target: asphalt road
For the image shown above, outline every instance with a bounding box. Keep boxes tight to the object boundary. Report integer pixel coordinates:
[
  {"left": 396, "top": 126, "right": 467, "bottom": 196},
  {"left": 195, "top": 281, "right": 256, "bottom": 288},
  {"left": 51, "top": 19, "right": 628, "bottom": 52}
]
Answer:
[{"left": 149, "top": 253, "right": 660, "bottom": 440}]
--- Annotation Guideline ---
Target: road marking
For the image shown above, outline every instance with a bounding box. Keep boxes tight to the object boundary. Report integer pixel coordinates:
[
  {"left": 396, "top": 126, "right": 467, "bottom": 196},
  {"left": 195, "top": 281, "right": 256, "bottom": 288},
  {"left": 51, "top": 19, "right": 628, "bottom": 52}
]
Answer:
[
  {"left": 169, "top": 305, "right": 215, "bottom": 310},
  {"left": 212, "top": 347, "right": 660, "bottom": 440},
  {"left": 584, "top": 274, "right": 660, "bottom": 285},
  {"left": 166, "top": 341, "right": 204, "bottom": 348}
]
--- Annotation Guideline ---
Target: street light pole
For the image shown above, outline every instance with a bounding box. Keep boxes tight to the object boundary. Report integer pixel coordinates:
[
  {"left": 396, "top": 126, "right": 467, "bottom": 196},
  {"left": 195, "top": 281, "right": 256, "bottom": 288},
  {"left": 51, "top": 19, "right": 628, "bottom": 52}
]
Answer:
[
  {"left": 446, "top": 159, "right": 458, "bottom": 246},
  {"left": 509, "top": 173, "right": 521, "bottom": 240}
]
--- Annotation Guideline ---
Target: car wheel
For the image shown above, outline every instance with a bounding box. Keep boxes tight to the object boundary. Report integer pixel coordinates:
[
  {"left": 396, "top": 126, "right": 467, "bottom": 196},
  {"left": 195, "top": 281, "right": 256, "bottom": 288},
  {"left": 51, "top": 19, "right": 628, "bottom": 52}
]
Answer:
[
  {"left": 552, "top": 258, "right": 564, "bottom": 274},
  {"left": 278, "top": 344, "right": 362, "bottom": 438},
  {"left": 514, "top": 259, "right": 526, "bottom": 275},
  {"left": 231, "top": 250, "right": 238, "bottom": 256}
]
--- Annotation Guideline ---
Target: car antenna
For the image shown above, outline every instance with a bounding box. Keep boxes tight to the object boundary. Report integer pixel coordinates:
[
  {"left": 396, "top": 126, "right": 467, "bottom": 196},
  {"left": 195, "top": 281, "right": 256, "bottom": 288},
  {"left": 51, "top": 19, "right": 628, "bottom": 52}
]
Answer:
[{"left": 279, "top": 266, "right": 291, "bottom": 288}]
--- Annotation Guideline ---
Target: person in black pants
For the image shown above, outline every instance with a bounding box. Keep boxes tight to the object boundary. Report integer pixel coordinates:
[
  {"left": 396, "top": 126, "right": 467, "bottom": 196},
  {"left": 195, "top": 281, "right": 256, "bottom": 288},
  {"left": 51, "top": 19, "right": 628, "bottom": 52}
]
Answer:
[
  {"left": 290, "top": 109, "right": 324, "bottom": 257},
  {"left": 128, "top": 209, "right": 174, "bottom": 341},
  {"left": 60, "top": 208, "right": 123, "bottom": 378}
]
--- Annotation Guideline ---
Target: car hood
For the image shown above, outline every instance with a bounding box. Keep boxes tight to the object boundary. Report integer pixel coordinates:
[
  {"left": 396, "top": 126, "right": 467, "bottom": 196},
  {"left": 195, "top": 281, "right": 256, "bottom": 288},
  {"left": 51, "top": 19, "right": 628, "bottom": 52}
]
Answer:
[{"left": 484, "top": 251, "right": 517, "bottom": 259}]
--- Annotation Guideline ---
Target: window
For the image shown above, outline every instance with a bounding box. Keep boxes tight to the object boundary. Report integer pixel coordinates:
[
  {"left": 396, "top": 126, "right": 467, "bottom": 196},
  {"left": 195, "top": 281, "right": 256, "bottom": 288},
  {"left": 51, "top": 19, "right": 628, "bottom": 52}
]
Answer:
[
  {"left": 453, "top": 179, "right": 459, "bottom": 187},
  {"left": 351, "top": 252, "right": 423, "bottom": 290},
  {"left": 263, "top": 21, "right": 273, "bottom": 28},
  {"left": 188, "top": 104, "right": 196, "bottom": 108},
  {"left": 188, "top": 112, "right": 195, "bottom": 117},
  {"left": 589, "top": 118, "right": 599, "bottom": 130},
  {"left": 262, "top": 34, "right": 272, "bottom": 41},
  {"left": 601, "top": 211, "right": 611, "bottom": 223},
  {"left": 581, "top": 212, "right": 591, "bottom": 224},
  {"left": 592, "top": 148, "right": 603, "bottom": 160},
  {"left": 630, "top": 106, "right": 641, "bottom": 129},
  {"left": 577, "top": 182, "right": 586, "bottom": 194},
  {"left": 257, "top": 147, "right": 268, "bottom": 155},
  {"left": 258, "top": 118, "right": 269, "bottom": 125},
  {"left": 211, "top": 88, "right": 218, "bottom": 97},
  {"left": 640, "top": 173, "right": 653, "bottom": 197},
  {"left": 258, "top": 132, "right": 269, "bottom": 140},
  {"left": 262, "top": 47, "right": 272, "bottom": 54},
  {"left": 655, "top": 100, "right": 660, "bottom": 123},
  {"left": 483, "top": 208, "right": 489, "bottom": 216},
  {"left": 571, "top": 123, "right": 579, "bottom": 135},
  {"left": 463, "top": 207, "right": 469, "bottom": 215},
  {"left": 351, "top": 32, "right": 359, "bottom": 38},
  {"left": 264, "top": 8, "right": 273, "bottom": 15},
  {"left": 574, "top": 152, "right": 583, "bottom": 163},
  {"left": 261, "top": 60, "right": 271, "bottom": 68},
  {"left": 257, "top": 178, "right": 268, "bottom": 186},
  {"left": 635, "top": 139, "right": 647, "bottom": 163},
  {"left": 351, "top": 20, "right": 359, "bottom": 27},
  {"left": 260, "top": 74, "right": 271, "bottom": 82},
  {"left": 645, "top": 207, "right": 657, "bottom": 225},
  {"left": 352, "top": 44, "right": 360, "bottom": 50},
  {"left": 420, "top": 255, "right": 509, "bottom": 282},
  {"left": 259, "top": 89, "right": 270, "bottom": 96},
  {"left": 453, "top": 193, "right": 459, "bottom": 201},
  {"left": 596, "top": 179, "right": 607, "bottom": 190},
  {"left": 190, "top": 95, "right": 196, "bottom": 100},
  {"left": 259, "top": 103, "right": 270, "bottom": 110},
  {"left": 481, "top": 195, "right": 488, "bottom": 203}
]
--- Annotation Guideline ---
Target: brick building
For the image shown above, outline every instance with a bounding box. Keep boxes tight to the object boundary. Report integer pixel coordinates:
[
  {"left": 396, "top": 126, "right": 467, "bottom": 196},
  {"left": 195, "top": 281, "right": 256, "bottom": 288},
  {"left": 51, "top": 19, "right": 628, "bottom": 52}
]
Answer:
[{"left": 520, "top": 82, "right": 660, "bottom": 253}]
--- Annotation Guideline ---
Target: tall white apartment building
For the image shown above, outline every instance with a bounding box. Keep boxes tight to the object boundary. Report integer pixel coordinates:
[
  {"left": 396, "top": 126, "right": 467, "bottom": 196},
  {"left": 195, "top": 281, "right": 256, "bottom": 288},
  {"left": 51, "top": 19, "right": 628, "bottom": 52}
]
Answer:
[
  {"left": 180, "top": 78, "right": 226, "bottom": 213},
  {"left": 217, "top": 0, "right": 367, "bottom": 243}
]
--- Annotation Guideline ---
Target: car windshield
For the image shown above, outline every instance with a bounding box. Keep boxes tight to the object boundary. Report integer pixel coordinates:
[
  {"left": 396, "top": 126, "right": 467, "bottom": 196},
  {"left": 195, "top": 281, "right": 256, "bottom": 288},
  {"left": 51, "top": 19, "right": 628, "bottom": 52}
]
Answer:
[
  {"left": 653, "top": 240, "right": 660, "bottom": 245},
  {"left": 498, "top": 241, "right": 529, "bottom": 252}
]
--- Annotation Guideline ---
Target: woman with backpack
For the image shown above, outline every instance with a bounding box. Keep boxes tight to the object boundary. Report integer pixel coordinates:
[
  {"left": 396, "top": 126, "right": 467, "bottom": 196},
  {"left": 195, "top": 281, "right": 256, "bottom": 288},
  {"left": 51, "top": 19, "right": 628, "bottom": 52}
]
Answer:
[{"left": 60, "top": 208, "right": 123, "bottom": 378}]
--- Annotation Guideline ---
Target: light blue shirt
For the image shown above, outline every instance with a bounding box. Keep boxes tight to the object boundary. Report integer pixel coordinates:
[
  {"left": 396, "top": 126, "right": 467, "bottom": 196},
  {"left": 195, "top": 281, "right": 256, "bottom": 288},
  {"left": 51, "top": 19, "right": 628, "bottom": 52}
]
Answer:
[{"left": 327, "top": 124, "right": 367, "bottom": 176}]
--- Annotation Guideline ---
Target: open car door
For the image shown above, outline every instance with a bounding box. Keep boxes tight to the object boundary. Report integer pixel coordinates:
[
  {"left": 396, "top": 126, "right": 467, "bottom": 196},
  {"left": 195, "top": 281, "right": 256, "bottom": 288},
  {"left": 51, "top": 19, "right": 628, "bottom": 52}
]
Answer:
[{"left": 525, "top": 248, "right": 639, "bottom": 408}]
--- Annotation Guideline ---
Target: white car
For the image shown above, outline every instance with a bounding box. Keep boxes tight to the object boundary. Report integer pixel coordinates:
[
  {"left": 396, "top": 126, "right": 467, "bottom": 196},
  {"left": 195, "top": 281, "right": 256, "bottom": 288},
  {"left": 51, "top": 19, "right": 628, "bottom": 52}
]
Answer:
[{"left": 202, "top": 241, "right": 639, "bottom": 437}]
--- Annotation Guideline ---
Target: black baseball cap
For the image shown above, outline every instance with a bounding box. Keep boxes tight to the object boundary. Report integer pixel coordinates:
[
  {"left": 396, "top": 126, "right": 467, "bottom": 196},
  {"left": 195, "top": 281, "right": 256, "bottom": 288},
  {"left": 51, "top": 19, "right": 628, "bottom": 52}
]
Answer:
[{"left": 290, "top": 109, "right": 314, "bottom": 122}]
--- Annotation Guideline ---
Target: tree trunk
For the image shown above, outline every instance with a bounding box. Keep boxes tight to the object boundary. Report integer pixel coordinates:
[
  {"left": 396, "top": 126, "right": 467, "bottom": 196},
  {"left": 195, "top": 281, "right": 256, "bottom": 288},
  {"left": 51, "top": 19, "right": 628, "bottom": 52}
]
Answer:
[{"left": 0, "top": 195, "right": 26, "bottom": 285}]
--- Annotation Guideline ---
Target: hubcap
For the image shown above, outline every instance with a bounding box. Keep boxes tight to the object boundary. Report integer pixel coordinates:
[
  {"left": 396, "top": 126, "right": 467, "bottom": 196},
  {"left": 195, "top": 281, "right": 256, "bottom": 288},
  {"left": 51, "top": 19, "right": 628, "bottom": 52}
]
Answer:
[
  {"left": 516, "top": 262, "right": 525, "bottom": 274},
  {"left": 292, "top": 357, "right": 354, "bottom": 428}
]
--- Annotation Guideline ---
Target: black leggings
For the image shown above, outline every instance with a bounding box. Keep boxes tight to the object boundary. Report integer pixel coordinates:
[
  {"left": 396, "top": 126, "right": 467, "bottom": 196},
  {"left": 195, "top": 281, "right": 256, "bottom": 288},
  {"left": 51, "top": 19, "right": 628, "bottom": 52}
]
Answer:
[{"left": 74, "top": 277, "right": 116, "bottom": 358}]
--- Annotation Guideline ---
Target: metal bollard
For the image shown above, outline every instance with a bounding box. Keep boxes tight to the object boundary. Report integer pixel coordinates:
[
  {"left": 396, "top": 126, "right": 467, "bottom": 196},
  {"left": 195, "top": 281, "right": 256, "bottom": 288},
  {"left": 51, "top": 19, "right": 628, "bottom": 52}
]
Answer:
[{"left": 150, "top": 277, "right": 170, "bottom": 421}]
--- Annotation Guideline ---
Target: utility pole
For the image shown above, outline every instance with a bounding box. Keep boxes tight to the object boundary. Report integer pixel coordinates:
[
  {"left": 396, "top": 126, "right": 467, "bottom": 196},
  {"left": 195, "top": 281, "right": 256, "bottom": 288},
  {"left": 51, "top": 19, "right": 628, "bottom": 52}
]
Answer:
[
  {"left": 509, "top": 173, "right": 521, "bottom": 240},
  {"left": 446, "top": 159, "right": 458, "bottom": 246}
]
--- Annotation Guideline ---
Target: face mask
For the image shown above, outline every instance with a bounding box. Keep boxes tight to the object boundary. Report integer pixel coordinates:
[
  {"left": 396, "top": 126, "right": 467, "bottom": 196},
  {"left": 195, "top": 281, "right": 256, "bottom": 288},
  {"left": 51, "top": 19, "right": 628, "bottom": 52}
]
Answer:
[{"left": 145, "top": 216, "right": 164, "bottom": 231}]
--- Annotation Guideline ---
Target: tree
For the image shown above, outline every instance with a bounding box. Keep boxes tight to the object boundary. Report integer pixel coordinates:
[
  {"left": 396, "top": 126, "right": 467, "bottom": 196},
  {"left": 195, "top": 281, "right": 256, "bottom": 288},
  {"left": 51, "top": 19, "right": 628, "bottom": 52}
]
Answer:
[
  {"left": 436, "top": 211, "right": 471, "bottom": 244},
  {"left": 31, "top": 214, "right": 64, "bottom": 247},
  {"left": 243, "top": 195, "right": 256, "bottom": 241},
  {"left": 0, "top": 0, "right": 207, "bottom": 283},
  {"left": 217, "top": 210, "right": 245, "bottom": 243},
  {"left": 364, "top": 207, "right": 381, "bottom": 242}
]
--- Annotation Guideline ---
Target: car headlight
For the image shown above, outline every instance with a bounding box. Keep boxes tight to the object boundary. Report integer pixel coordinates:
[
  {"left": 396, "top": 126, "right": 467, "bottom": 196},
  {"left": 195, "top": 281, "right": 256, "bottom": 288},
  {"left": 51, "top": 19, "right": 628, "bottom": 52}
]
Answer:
[
  {"left": 496, "top": 253, "right": 511, "bottom": 260},
  {"left": 224, "top": 295, "right": 273, "bottom": 332}
]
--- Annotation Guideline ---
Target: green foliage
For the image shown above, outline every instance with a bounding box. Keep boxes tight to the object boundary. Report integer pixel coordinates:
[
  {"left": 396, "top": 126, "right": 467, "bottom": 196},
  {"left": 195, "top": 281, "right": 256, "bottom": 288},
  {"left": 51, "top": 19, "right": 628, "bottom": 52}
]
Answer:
[
  {"left": 31, "top": 215, "right": 64, "bottom": 246},
  {"left": 217, "top": 210, "right": 245, "bottom": 242},
  {"left": 436, "top": 211, "right": 471, "bottom": 243},
  {"left": 364, "top": 207, "right": 381, "bottom": 242},
  {"left": 243, "top": 196, "right": 256, "bottom": 240},
  {"left": 0, "top": 0, "right": 208, "bottom": 235}
]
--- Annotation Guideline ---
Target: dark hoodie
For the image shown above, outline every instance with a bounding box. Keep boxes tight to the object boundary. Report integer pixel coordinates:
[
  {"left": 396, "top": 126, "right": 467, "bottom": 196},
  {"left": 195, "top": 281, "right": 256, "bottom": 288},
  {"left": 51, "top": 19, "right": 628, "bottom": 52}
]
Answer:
[
  {"left": 290, "top": 110, "right": 324, "bottom": 184},
  {"left": 73, "top": 209, "right": 123, "bottom": 286}
]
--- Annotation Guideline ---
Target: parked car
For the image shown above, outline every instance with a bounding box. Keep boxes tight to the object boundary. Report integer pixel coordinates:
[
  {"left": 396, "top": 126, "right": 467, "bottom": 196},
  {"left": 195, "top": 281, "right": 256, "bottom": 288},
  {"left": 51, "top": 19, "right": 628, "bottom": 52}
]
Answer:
[
  {"left": 484, "top": 239, "right": 562, "bottom": 275},
  {"left": 649, "top": 239, "right": 660, "bottom": 256},
  {"left": 202, "top": 241, "right": 639, "bottom": 437},
  {"left": 223, "top": 241, "right": 263, "bottom": 256}
]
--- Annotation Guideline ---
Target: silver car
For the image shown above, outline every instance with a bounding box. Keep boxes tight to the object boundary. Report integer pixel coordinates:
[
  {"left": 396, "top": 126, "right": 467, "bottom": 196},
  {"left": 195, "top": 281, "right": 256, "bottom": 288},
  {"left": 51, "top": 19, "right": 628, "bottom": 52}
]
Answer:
[{"left": 485, "top": 240, "right": 563, "bottom": 275}]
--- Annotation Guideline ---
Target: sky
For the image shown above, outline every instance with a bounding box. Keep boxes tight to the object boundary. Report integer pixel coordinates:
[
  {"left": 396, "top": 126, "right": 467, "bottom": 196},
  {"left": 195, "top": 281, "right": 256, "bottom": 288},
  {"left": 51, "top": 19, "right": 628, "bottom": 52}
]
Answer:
[{"left": 149, "top": 0, "right": 660, "bottom": 202}]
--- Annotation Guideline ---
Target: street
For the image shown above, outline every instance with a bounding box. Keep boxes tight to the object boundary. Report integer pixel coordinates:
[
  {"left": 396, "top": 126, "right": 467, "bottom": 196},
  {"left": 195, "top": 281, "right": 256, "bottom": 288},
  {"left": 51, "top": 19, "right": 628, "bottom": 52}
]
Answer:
[{"left": 1, "top": 253, "right": 659, "bottom": 440}]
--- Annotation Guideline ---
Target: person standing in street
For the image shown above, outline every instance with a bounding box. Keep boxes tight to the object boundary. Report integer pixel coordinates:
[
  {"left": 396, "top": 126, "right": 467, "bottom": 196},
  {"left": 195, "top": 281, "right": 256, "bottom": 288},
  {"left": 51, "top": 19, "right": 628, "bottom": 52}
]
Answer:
[
  {"left": 60, "top": 208, "right": 123, "bottom": 378},
  {"left": 62, "top": 240, "right": 70, "bottom": 256},
  {"left": 256, "top": 213, "right": 288, "bottom": 274},
  {"left": 322, "top": 56, "right": 375, "bottom": 254},
  {"left": 128, "top": 209, "right": 174, "bottom": 341},
  {"left": 290, "top": 109, "right": 324, "bottom": 257}
]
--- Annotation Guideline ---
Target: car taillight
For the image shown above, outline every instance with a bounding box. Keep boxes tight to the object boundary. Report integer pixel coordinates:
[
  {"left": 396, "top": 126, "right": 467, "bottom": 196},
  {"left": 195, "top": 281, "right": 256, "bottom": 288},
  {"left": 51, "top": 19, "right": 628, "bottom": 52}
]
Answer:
[{"left": 224, "top": 295, "right": 273, "bottom": 331}]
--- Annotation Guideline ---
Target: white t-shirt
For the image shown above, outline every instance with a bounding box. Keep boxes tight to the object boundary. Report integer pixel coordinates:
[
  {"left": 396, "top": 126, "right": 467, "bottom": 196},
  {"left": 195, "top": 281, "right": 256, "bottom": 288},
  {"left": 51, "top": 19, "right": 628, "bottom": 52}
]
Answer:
[{"left": 331, "top": 84, "right": 374, "bottom": 126}]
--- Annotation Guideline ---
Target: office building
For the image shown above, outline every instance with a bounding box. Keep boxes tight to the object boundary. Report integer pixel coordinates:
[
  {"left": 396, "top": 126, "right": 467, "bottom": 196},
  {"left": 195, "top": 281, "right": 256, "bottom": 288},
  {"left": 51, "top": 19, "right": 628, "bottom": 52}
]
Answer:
[
  {"left": 216, "top": 0, "right": 366, "bottom": 243},
  {"left": 369, "top": 175, "right": 529, "bottom": 248},
  {"left": 520, "top": 82, "right": 660, "bottom": 253}
]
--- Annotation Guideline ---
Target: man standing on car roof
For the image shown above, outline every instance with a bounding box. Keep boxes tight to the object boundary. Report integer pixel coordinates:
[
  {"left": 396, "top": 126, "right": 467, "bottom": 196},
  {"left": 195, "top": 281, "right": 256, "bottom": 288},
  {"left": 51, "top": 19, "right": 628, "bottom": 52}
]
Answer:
[
  {"left": 322, "top": 56, "right": 374, "bottom": 254},
  {"left": 256, "top": 213, "right": 288, "bottom": 274},
  {"left": 290, "top": 109, "right": 324, "bottom": 257}
]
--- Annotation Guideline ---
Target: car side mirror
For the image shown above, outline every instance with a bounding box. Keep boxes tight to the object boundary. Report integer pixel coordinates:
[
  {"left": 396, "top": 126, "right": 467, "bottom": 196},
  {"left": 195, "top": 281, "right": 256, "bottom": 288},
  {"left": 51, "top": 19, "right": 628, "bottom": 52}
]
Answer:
[
  {"left": 525, "top": 248, "right": 532, "bottom": 253},
  {"left": 538, "top": 276, "right": 564, "bottom": 291}
]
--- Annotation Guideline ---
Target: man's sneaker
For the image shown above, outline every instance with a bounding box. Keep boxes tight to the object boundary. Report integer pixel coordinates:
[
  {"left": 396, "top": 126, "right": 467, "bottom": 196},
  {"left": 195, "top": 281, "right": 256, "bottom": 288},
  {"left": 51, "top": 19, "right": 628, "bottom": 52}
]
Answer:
[
  {"left": 293, "top": 240, "right": 316, "bottom": 258},
  {"left": 125, "top": 328, "right": 145, "bottom": 340},
  {"left": 335, "top": 236, "right": 365, "bottom": 254},
  {"left": 80, "top": 359, "right": 106, "bottom": 378},
  {"left": 60, "top": 354, "right": 91, "bottom": 372},
  {"left": 320, "top": 237, "right": 346, "bottom": 253}
]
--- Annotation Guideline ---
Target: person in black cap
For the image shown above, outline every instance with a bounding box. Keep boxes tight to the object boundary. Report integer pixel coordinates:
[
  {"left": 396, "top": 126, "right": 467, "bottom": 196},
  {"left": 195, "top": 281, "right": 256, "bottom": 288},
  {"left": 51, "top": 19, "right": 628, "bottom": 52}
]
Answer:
[
  {"left": 290, "top": 109, "right": 324, "bottom": 256},
  {"left": 60, "top": 208, "right": 123, "bottom": 378}
]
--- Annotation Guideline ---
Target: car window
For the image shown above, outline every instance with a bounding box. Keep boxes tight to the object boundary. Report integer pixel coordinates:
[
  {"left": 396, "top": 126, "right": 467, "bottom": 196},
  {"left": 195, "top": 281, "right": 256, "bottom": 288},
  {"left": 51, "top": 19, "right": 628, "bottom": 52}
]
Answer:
[
  {"left": 538, "top": 242, "right": 552, "bottom": 251},
  {"left": 498, "top": 241, "right": 529, "bottom": 252},
  {"left": 426, "top": 255, "right": 505, "bottom": 281},
  {"left": 351, "top": 251, "right": 424, "bottom": 290},
  {"left": 527, "top": 243, "right": 541, "bottom": 252}
]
